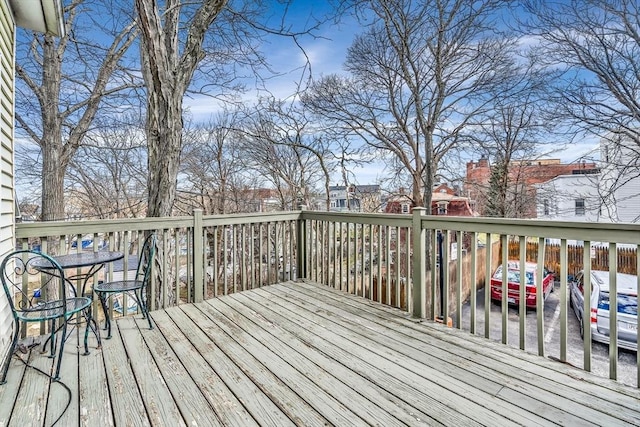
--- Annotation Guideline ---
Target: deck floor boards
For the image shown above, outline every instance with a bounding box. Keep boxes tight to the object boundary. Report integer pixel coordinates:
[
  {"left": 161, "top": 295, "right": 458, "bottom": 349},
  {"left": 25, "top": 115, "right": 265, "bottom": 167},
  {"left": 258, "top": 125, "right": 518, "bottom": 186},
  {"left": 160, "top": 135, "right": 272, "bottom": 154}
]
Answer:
[
  {"left": 253, "top": 285, "right": 549, "bottom": 426},
  {"left": 295, "top": 281, "right": 640, "bottom": 418},
  {"left": 223, "top": 292, "right": 440, "bottom": 426},
  {"left": 1, "top": 280, "right": 640, "bottom": 426},
  {"left": 278, "top": 282, "right": 636, "bottom": 425}
]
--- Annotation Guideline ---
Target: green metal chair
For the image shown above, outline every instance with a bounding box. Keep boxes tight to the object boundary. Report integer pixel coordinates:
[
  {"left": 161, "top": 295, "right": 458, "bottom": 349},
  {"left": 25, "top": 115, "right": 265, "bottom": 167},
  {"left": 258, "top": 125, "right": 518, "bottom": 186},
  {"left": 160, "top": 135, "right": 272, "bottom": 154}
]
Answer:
[
  {"left": 94, "top": 233, "right": 156, "bottom": 339},
  {"left": 0, "top": 250, "right": 93, "bottom": 383}
]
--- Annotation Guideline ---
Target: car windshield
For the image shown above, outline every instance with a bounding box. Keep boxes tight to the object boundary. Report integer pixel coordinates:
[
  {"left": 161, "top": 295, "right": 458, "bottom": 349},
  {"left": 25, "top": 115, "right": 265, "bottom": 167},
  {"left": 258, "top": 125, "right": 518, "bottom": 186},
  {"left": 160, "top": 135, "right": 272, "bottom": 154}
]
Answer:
[
  {"left": 493, "top": 266, "right": 534, "bottom": 285},
  {"left": 598, "top": 292, "right": 638, "bottom": 316}
]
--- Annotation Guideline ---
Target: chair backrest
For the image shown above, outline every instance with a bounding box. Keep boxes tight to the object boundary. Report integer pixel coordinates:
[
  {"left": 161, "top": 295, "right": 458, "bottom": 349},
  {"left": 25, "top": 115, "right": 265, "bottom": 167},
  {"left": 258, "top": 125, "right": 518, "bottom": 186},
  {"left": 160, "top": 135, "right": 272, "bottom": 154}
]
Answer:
[
  {"left": 0, "top": 250, "right": 68, "bottom": 319},
  {"left": 135, "top": 233, "right": 156, "bottom": 286}
]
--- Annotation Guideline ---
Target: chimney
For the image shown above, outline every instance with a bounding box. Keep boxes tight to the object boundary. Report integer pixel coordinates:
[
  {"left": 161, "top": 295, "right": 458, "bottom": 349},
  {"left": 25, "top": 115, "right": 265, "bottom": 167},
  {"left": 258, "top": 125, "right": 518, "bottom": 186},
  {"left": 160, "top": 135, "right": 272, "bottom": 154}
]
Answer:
[
  {"left": 478, "top": 154, "right": 489, "bottom": 168},
  {"left": 466, "top": 161, "right": 475, "bottom": 172}
]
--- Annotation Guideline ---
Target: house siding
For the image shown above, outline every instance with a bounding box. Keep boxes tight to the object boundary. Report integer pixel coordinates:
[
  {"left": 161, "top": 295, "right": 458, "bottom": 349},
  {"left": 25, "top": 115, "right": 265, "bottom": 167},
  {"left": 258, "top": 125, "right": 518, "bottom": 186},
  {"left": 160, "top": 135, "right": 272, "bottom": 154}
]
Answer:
[
  {"left": 599, "top": 135, "right": 640, "bottom": 223},
  {"left": 614, "top": 180, "right": 640, "bottom": 223},
  {"left": 0, "top": 0, "right": 14, "bottom": 368},
  {"left": 535, "top": 174, "right": 600, "bottom": 222}
]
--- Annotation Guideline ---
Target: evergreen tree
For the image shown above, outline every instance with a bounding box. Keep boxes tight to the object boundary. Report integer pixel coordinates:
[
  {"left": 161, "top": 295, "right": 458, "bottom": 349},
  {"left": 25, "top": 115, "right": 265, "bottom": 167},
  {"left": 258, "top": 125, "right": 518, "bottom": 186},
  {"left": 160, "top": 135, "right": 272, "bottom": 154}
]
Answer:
[{"left": 485, "top": 157, "right": 509, "bottom": 217}]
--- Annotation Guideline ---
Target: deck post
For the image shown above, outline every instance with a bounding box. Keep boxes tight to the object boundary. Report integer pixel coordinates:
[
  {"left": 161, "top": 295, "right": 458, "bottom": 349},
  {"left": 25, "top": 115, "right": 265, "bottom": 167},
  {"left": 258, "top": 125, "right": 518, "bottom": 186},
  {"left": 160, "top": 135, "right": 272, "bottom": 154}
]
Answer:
[
  {"left": 412, "top": 208, "right": 426, "bottom": 318},
  {"left": 297, "top": 207, "right": 307, "bottom": 280},
  {"left": 193, "top": 209, "right": 204, "bottom": 302}
]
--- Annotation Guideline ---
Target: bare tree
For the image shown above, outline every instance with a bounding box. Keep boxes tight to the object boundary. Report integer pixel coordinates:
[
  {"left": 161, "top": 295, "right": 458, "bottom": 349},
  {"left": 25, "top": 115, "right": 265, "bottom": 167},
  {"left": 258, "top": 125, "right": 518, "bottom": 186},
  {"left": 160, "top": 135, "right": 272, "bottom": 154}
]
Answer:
[
  {"left": 472, "top": 68, "right": 552, "bottom": 218},
  {"left": 66, "top": 117, "right": 148, "bottom": 219},
  {"left": 522, "top": 0, "right": 640, "bottom": 221},
  {"left": 523, "top": 0, "right": 640, "bottom": 144},
  {"left": 15, "top": 0, "right": 138, "bottom": 222},
  {"left": 303, "top": 0, "right": 512, "bottom": 209},
  {"left": 135, "top": 0, "right": 336, "bottom": 217},
  {"left": 177, "top": 112, "right": 258, "bottom": 215},
  {"left": 239, "top": 97, "right": 335, "bottom": 210}
]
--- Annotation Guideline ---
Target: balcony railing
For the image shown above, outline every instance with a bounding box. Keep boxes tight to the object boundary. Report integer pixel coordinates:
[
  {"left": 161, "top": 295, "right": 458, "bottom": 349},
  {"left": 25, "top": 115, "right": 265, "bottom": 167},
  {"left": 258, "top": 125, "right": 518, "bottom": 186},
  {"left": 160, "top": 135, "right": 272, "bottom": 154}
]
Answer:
[{"left": 14, "top": 208, "right": 640, "bottom": 387}]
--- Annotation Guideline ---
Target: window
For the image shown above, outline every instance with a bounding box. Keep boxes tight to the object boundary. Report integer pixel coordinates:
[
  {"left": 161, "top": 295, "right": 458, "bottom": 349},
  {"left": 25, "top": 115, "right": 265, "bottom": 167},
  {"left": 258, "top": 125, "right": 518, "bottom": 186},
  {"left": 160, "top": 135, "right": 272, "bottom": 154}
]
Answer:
[
  {"left": 575, "top": 199, "right": 585, "bottom": 216},
  {"left": 543, "top": 199, "right": 549, "bottom": 216},
  {"left": 598, "top": 291, "right": 638, "bottom": 316},
  {"left": 401, "top": 204, "right": 409, "bottom": 213},
  {"left": 575, "top": 273, "right": 584, "bottom": 294}
]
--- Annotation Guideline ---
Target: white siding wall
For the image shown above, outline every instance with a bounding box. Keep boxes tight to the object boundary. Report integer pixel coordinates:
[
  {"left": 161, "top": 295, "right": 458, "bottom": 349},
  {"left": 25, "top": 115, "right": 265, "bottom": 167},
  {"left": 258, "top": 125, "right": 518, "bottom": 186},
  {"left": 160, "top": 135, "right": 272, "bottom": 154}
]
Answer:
[
  {"left": 613, "top": 180, "right": 640, "bottom": 223},
  {"left": 0, "top": 0, "right": 13, "bottom": 368},
  {"left": 536, "top": 174, "right": 600, "bottom": 222},
  {"left": 599, "top": 135, "right": 640, "bottom": 223}
]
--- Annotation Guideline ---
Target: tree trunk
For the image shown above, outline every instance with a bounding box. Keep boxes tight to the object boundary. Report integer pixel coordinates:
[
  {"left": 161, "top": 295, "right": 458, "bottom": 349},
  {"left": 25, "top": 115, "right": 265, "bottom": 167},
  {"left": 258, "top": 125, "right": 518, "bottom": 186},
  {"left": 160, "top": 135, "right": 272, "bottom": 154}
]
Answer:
[
  {"left": 146, "top": 94, "right": 183, "bottom": 217},
  {"left": 136, "top": 0, "right": 227, "bottom": 217},
  {"left": 41, "top": 144, "right": 66, "bottom": 222},
  {"left": 39, "top": 34, "right": 64, "bottom": 222}
]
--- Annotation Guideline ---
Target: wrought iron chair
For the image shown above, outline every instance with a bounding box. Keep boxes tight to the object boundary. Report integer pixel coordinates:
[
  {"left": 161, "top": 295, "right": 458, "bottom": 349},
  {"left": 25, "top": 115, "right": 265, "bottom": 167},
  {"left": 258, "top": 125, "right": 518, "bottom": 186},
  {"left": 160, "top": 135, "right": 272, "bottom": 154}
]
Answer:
[
  {"left": 94, "top": 233, "right": 156, "bottom": 339},
  {"left": 0, "top": 250, "right": 93, "bottom": 383}
]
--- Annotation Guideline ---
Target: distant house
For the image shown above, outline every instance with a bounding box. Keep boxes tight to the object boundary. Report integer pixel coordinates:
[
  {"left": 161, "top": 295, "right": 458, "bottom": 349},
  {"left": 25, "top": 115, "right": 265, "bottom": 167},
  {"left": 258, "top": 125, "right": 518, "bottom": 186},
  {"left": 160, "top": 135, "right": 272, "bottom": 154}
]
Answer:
[
  {"left": 384, "top": 188, "right": 412, "bottom": 214},
  {"left": 243, "top": 188, "right": 284, "bottom": 212},
  {"left": 465, "top": 156, "right": 598, "bottom": 218},
  {"left": 16, "top": 203, "right": 39, "bottom": 222},
  {"left": 329, "top": 184, "right": 381, "bottom": 213},
  {"left": 535, "top": 135, "right": 640, "bottom": 223},
  {"left": 430, "top": 184, "right": 476, "bottom": 216},
  {"left": 535, "top": 173, "right": 601, "bottom": 222},
  {"left": 384, "top": 184, "right": 476, "bottom": 216}
]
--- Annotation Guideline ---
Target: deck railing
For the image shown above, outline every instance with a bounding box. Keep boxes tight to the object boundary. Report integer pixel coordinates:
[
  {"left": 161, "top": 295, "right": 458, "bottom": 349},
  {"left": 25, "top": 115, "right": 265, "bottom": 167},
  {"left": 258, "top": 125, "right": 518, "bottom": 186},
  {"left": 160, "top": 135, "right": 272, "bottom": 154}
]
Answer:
[{"left": 14, "top": 208, "right": 640, "bottom": 387}]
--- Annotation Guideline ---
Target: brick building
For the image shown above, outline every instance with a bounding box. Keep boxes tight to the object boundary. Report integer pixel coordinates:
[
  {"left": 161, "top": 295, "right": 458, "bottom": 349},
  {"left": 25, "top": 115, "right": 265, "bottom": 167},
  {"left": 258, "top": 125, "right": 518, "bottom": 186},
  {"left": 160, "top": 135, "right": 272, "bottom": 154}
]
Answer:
[{"left": 465, "top": 156, "right": 598, "bottom": 218}]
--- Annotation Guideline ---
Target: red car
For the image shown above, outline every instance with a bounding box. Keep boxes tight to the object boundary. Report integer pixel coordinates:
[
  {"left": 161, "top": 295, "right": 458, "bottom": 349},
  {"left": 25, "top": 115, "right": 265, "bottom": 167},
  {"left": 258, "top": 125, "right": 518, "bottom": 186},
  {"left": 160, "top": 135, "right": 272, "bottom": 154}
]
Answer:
[{"left": 490, "top": 261, "right": 555, "bottom": 309}]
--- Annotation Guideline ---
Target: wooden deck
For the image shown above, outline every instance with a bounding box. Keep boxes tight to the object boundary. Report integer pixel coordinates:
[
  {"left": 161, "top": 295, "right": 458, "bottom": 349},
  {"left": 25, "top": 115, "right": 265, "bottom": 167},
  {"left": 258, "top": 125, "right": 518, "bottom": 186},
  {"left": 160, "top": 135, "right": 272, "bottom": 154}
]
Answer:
[{"left": 1, "top": 280, "right": 639, "bottom": 426}]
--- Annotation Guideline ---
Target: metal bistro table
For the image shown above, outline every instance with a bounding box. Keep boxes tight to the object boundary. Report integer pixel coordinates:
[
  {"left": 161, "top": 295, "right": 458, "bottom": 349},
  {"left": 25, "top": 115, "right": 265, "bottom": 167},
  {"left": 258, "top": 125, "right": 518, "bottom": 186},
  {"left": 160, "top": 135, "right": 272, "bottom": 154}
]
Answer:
[{"left": 34, "top": 251, "right": 124, "bottom": 354}]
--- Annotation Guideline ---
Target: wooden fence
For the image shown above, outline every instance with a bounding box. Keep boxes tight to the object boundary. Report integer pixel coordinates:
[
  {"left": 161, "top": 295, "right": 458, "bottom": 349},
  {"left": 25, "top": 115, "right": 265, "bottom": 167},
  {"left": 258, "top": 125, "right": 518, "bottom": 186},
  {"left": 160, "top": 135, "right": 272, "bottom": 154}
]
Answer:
[{"left": 507, "top": 241, "right": 637, "bottom": 278}]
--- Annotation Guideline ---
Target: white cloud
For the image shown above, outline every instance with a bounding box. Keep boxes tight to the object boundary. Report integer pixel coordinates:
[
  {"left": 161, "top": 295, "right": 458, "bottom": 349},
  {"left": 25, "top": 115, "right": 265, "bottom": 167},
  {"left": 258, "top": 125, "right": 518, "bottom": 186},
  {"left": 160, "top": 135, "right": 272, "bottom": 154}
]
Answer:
[{"left": 183, "top": 17, "right": 360, "bottom": 121}]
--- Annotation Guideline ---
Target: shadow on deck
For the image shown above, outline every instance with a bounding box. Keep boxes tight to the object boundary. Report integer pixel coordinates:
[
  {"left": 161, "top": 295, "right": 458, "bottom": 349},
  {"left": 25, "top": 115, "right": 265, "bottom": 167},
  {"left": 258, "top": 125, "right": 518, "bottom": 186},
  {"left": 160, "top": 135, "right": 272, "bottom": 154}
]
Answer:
[{"left": 1, "top": 280, "right": 639, "bottom": 426}]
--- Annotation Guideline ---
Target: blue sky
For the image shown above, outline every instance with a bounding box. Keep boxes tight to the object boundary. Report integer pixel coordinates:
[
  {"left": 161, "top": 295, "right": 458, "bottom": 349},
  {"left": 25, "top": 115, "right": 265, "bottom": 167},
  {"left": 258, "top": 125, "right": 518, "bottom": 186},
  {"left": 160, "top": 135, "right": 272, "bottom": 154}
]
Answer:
[
  {"left": 183, "top": 1, "right": 601, "bottom": 187},
  {"left": 184, "top": 3, "right": 360, "bottom": 121},
  {"left": 182, "top": 4, "right": 398, "bottom": 185}
]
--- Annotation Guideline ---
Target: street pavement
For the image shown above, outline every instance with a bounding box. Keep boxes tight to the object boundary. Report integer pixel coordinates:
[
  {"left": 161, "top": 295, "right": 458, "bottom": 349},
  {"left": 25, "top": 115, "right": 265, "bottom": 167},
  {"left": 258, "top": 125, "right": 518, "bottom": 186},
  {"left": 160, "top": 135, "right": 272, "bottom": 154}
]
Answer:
[{"left": 459, "top": 285, "right": 638, "bottom": 388}]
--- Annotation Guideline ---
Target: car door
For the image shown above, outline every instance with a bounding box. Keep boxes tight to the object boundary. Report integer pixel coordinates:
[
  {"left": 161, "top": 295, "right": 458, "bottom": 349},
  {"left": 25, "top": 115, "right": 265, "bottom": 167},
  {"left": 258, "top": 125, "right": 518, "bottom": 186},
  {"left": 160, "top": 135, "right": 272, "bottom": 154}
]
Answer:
[
  {"left": 570, "top": 272, "right": 585, "bottom": 319},
  {"left": 542, "top": 267, "right": 553, "bottom": 297},
  {"left": 613, "top": 292, "right": 637, "bottom": 346}
]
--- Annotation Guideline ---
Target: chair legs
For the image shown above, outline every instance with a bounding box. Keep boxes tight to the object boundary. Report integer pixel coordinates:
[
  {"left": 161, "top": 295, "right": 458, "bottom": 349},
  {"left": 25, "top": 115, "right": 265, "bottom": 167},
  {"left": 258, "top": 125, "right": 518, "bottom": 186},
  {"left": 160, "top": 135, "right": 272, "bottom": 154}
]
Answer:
[
  {"left": 42, "top": 318, "right": 58, "bottom": 358},
  {"left": 137, "top": 289, "right": 153, "bottom": 330},
  {"left": 97, "top": 291, "right": 153, "bottom": 340},
  {"left": 1, "top": 319, "right": 67, "bottom": 383},
  {"left": 83, "top": 305, "right": 99, "bottom": 354},
  {"left": 97, "top": 292, "right": 113, "bottom": 339},
  {"left": 0, "top": 323, "right": 20, "bottom": 384},
  {"left": 52, "top": 322, "right": 68, "bottom": 381}
]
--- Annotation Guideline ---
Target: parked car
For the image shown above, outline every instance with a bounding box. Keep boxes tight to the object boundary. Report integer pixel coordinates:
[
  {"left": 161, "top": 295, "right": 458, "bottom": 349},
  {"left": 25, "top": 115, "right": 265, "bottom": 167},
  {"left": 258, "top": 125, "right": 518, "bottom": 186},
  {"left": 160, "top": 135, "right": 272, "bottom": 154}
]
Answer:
[
  {"left": 569, "top": 270, "right": 637, "bottom": 351},
  {"left": 490, "top": 261, "right": 555, "bottom": 309}
]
